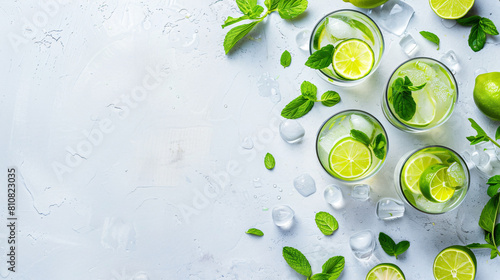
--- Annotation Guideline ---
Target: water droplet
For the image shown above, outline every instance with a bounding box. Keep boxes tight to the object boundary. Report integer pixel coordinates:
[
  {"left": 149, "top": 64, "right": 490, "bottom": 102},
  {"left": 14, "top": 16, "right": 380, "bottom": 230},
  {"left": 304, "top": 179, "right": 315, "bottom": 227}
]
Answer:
[
  {"left": 241, "top": 137, "right": 254, "bottom": 149},
  {"left": 273, "top": 184, "right": 277, "bottom": 188},
  {"left": 224, "top": 104, "right": 228, "bottom": 108},
  {"left": 254, "top": 195, "right": 257, "bottom": 199},
  {"left": 253, "top": 178, "right": 262, "bottom": 188},
  {"left": 277, "top": 196, "right": 281, "bottom": 200},
  {"left": 278, "top": 188, "right": 283, "bottom": 192}
]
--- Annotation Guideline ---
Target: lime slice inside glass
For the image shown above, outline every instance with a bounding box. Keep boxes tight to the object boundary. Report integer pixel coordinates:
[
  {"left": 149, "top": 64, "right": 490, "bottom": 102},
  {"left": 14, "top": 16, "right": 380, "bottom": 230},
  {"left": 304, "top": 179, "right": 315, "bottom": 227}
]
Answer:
[
  {"left": 433, "top": 246, "right": 477, "bottom": 280},
  {"left": 332, "top": 39, "right": 375, "bottom": 80},
  {"left": 429, "top": 0, "right": 475, "bottom": 19},
  {"left": 419, "top": 164, "right": 455, "bottom": 203},
  {"left": 329, "top": 137, "right": 372, "bottom": 179},
  {"left": 446, "top": 162, "right": 466, "bottom": 189},
  {"left": 366, "top": 263, "right": 406, "bottom": 280},
  {"left": 402, "top": 153, "right": 442, "bottom": 193}
]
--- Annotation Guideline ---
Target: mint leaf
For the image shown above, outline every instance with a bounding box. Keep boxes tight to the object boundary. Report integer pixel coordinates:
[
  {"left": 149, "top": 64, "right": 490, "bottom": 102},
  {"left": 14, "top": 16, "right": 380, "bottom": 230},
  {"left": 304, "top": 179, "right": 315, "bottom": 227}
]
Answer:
[
  {"left": 469, "top": 23, "right": 486, "bottom": 52},
  {"left": 300, "top": 81, "right": 318, "bottom": 101},
  {"left": 487, "top": 176, "right": 500, "bottom": 185},
  {"left": 488, "top": 184, "right": 500, "bottom": 198},
  {"left": 282, "top": 247, "right": 312, "bottom": 277},
  {"left": 264, "top": 153, "right": 275, "bottom": 170},
  {"left": 320, "top": 91, "right": 341, "bottom": 107},
  {"left": 379, "top": 232, "right": 410, "bottom": 259},
  {"left": 350, "top": 129, "right": 371, "bottom": 146},
  {"left": 496, "top": 126, "right": 500, "bottom": 140},
  {"left": 265, "top": 0, "right": 280, "bottom": 10},
  {"left": 372, "top": 133, "right": 387, "bottom": 160},
  {"left": 467, "top": 135, "right": 489, "bottom": 145},
  {"left": 395, "top": 241, "right": 410, "bottom": 257},
  {"left": 407, "top": 83, "right": 427, "bottom": 91},
  {"left": 236, "top": 0, "right": 257, "bottom": 15},
  {"left": 393, "top": 91, "right": 416, "bottom": 121},
  {"left": 222, "top": 15, "right": 250, "bottom": 28},
  {"left": 420, "top": 31, "right": 440, "bottom": 50},
  {"left": 278, "top": 0, "right": 308, "bottom": 20},
  {"left": 468, "top": 118, "right": 488, "bottom": 137},
  {"left": 249, "top": 5, "right": 264, "bottom": 19},
  {"left": 246, "top": 228, "right": 264, "bottom": 236},
  {"left": 310, "top": 273, "right": 331, "bottom": 280},
  {"left": 479, "top": 193, "right": 500, "bottom": 234},
  {"left": 457, "top": 15, "right": 481, "bottom": 26},
  {"left": 281, "top": 96, "right": 315, "bottom": 119},
  {"left": 281, "top": 50, "right": 292, "bottom": 68},
  {"left": 480, "top": 18, "right": 499, "bottom": 35},
  {"left": 321, "top": 256, "right": 345, "bottom": 279},
  {"left": 223, "top": 21, "right": 260, "bottom": 54},
  {"left": 466, "top": 243, "right": 497, "bottom": 250},
  {"left": 315, "top": 212, "right": 339, "bottom": 235},
  {"left": 305, "top": 44, "right": 335, "bottom": 69}
]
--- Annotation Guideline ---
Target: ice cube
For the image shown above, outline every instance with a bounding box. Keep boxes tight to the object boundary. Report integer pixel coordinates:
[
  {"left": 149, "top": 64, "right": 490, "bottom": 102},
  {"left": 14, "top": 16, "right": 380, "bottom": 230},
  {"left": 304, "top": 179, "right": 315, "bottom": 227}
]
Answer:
[
  {"left": 324, "top": 185, "right": 344, "bottom": 209},
  {"left": 257, "top": 73, "right": 281, "bottom": 104},
  {"left": 440, "top": 50, "right": 461, "bottom": 74},
  {"left": 296, "top": 30, "right": 310, "bottom": 52},
  {"left": 349, "top": 114, "right": 375, "bottom": 139},
  {"left": 352, "top": 184, "right": 370, "bottom": 201},
  {"left": 272, "top": 205, "right": 295, "bottom": 227},
  {"left": 474, "top": 68, "right": 487, "bottom": 77},
  {"left": 280, "top": 119, "right": 305, "bottom": 143},
  {"left": 376, "top": 198, "right": 405, "bottom": 220},
  {"left": 253, "top": 178, "right": 263, "bottom": 188},
  {"left": 349, "top": 230, "right": 376, "bottom": 260},
  {"left": 399, "top": 33, "right": 419, "bottom": 57},
  {"left": 241, "top": 137, "right": 254, "bottom": 149},
  {"left": 441, "top": 19, "right": 457, "bottom": 29},
  {"left": 326, "top": 17, "right": 358, "bottom": 41},
  {"left": 370, "top": 0, "right": 414, "bottom": 36},
  {"left": 293, "top": 174, "right": 316, "bottom": 197}
]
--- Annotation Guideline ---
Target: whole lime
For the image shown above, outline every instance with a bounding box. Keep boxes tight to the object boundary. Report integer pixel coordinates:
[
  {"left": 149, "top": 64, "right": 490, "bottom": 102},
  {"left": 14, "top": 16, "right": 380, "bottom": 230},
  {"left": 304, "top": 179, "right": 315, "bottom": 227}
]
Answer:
[
  {"left": 473, "top": 72, "right": 500, "bottom": 121},
  {"left": 343, "top": 0, "right": 389, "bottom": 9}
]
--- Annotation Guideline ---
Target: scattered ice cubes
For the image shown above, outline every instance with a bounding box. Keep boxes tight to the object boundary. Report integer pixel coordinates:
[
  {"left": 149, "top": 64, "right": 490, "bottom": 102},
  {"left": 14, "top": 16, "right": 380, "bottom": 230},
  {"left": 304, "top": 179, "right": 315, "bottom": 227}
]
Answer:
[
  {"left": 441, "top": 19, "right": 457, "bottom": 29},
  {"left": 474, "top": 67, "right": 487, "bottom": 77},
  {"left": 376, "top": 198, "right": 405, "bottom": 220},
  {"left": 241, "top": 137, "right": 254, "bottom": 149},
  {"left": 280, "top": 119, "right": 305, "bottom": 143},
  {"left": 253, "top": 178, "right": 263, "bottom": 188},
  {"left": 349, "top": 230, "right": 376, "bottom": 260},
  {"left": 349, "top": 114, "right": 375, "bottom": 139},
  {"left": 257, "top": 73, "right": 281, "bottom": 104},
  {"left": 370, "top": 0, "right": 415, "bottom": 36},
  {"left": 440, "top": 50, "right": 461, "bottom": 74},
  {"left": 324, "top": 185, "right": 344, "bottom": 209},
  {"left": 272, "top": 205, "right": 295, "bottom": 227},
  {"left": 293, "top": 174, "right": 316, "bottom": 197},
  {"left": 296, "top": 30, "right": 310, "bottom": 51},
  {"left": 399, "top": 33, "right": 419, "bottom": 57},
  {"left": 352, "top": 184, "right": 370, "bottom": 201}
]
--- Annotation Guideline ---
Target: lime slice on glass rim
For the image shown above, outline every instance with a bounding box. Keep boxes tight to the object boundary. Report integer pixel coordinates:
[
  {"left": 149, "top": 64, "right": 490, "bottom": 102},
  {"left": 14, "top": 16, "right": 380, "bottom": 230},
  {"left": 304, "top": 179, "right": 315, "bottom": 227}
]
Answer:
[
  {"left": 329, "top": 137, "right": 372, "bottom": 179},
  {"left": 402, "top": 153, "right": 442, "bottom": 193},
  {"left": 419, "top": 164, "right": 455, "bottom": 203},
  {"left": 366, "top": 263, "right": 406, "bottom": 280},
  {"left": 429, "top": 0, "right": 475, "bottom": 20},
  {"left": 332, "top": 39, "right": 375, "bottom": 80},
  {"left": 433, "top": 245, "right": 477, "bottom": 280}
]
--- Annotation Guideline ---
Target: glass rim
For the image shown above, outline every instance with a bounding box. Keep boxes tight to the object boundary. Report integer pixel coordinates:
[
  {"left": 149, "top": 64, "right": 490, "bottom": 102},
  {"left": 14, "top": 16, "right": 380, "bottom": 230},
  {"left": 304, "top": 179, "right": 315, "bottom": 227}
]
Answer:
[
  {"left": 315, "top": 109, "right": 389, "bottom": 183},
  {"left": 384, "top": 57, "right": 459, "bottom": 132},
  {"left": 397, "top": 145, "right": 471, "bottom": 215},
  {"left": 308, "top": 9, "right": 385, "bottom": 85}
]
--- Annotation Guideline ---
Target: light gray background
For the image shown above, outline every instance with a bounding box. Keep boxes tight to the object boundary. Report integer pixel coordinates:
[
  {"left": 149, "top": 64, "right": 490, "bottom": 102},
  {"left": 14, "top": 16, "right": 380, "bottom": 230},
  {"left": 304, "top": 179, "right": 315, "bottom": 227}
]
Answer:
[{"left": 1, "top": 0, "right": 499, "bottom": 279}]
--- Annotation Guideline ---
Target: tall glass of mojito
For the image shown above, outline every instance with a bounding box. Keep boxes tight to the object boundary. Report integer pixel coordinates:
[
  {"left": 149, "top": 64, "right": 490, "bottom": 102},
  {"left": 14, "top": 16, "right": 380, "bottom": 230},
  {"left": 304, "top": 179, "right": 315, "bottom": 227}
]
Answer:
[
  {"left": 382, "top": 57, "right": 458, "bottom": 132},
  {"left": 395, "top": 146, "right": 469, "bottom": 214},
  {"left": 309, "top": 10, "right": 384, "bottom": 86},
  {"left": 316, "top": 110, "right": 388, "bottom": 182}
]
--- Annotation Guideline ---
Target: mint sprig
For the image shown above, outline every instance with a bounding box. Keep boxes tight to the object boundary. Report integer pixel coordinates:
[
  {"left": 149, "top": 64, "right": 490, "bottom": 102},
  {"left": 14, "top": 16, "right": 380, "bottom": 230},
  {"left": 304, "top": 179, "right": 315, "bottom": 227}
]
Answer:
[
  {"left": 378, "top": 232, "right": 410, "bottom": 259},
  {"left": 305, "top": 44, "right": 335, "bottom": 70},
  {"left": 457, "top": 16, "right": 499, "bottom": 52},
  {"left": 350, "top": 130, "right": 386, "bottom": 160},
  {"left": 281, "top": 81, "right": 341, "bottom": 119},
  {"left": 246, "top": 228, "right": 264, "bottom": 236},
  {"left": 315, "top": 212, "right": 338, "bottom": 236},
  {"left": 282, "top": 246, "right": 344, "bottom": 280},
  {"left": 466, "top": 118, "right": 500, "bottom": 149},
  {"left": 391, "top": 76, "right": 426, "bottom": 121},
  {"left": 264, "top": 153, "right": 276, "bottom": 170},
  {"left": 281, "top": 50, "right": 292, "bottom": 68},
  {"left": 222, "top": 0, "right": 308, "bottom": 54},
  {"left": 487, "top": 176, "right": 500, "bottom": 198},
  {"left": 419, "top": 31, "right": 440, "bottom": 50}
]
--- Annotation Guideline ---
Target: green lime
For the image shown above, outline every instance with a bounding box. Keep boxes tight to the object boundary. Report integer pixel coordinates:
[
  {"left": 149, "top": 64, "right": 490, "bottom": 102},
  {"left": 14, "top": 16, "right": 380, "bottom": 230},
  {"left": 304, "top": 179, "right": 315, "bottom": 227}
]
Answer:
[
  {"left": 329, "top": 137, "right": 371, "bottom": 179},
  {"left": 343, "top": 0, "right": 389, "bottom": 9},
  {"left": 366, "top": 263, "right": 406, "bottom": 280},
  {"left": 402, "top": 153, "right": 442, "bottom": 193},
  {"left": 433, "top": 245, "right": 477, "bottom": 280},
  {"left": 419, "top": 164, "right": 455, "bottom": 203},
  {"left": 473, "top": 72, "right": 500, "bottom": 121},
  {"left": 333, "top": 39, "right": 375, "bottom": 80},
  {"left": 429, "top": 0, "right": 474, "bottom": 19}
]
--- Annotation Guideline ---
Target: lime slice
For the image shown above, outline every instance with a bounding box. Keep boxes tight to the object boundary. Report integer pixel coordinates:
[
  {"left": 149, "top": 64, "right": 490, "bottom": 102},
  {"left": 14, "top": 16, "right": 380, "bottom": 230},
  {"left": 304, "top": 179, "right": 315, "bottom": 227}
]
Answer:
[
  {"left": 429, "top": 0, "right": 475, "bottom": 19},
  {"left": 433, "top": 246, "right": 477, "bottom": 280},
  {"left": 446, "top": 162, "right": 466, "bottom": 189},
  {"left": 405, "top": 90, "right": 436, "bottom": 126},
  {"left": 313, "top": 21, "right": 327, "bottom": 50},
  {"left": 333, "top": 39, "right": 375, "bottom": 80},
  {"left": 366, "top": 263, "right": 406, "bottom": 280},
  {"left": 420, "top": 164, "right": 455, "bottom": 203},
  {"left": 329, "top": 137, "right": 371, "bottom": 179},
  {"left": 403, "top": 153, "right": 442, "bottom": 193}
]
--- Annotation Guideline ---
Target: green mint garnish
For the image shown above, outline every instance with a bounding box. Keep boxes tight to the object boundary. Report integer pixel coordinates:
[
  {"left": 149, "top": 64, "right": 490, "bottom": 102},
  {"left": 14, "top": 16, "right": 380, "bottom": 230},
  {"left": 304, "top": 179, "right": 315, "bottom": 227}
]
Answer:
[
  {"left": 320, "top": 91, "right": 340, "bottom": 107},
  {"left": 478, "top": 193, "right": 500, "bottom": 258},
  {"left": 222, "top": 0, "right": 308, "bottom": 54},
  {"left": 372, "top": 133, "right": 387, "bottom": 160},
  {"left": 305, "top": 44, "right": 335, "bottom": 70},
  {"left": 457, "top": 16, "right": 499, "bottom": 52},
  {"left": 281, "top": 50, "right": 292, "bottom": 68},
  {"left": 466, "top": 118, "right": 500, "bottom": 149},
  {"left": 350, "top": 129, "right": 371, "bottom": 146},
  {"left": 264, "top": 153, "right": 276, "bottom": 170},
  {"left": 391, "top": 76, "right": 426, "bottom": 121},
  {"left": 246, "top": 228, "right": 264, "bottom": 236},
  {"left": 315, "top": 212, "right": 339, "bottom": 236},
  {"left": 487, "top": 176, "right": 500, "bottom": 197},
  {"left": 282, "top": 246, "right": 312, "bottom": 277},
  {"left": 321, "top": 256, "right": 344, "bottom": 279},
  {"left": 378, "top": 232, "right": 410, "bottom": 259},
  {"left": 281, "top": 81, "right": 341, "bottom": 119},
  {"left": 419, "top": 31, "right": 440, "bottom": 50}
]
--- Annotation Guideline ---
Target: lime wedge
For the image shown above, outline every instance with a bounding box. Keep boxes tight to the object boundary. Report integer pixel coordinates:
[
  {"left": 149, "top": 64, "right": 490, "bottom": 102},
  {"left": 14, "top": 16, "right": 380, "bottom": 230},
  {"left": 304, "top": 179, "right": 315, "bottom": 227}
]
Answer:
[
  {"left": 366, "top": 263, "right": 406, "bottom": 280},
  {"left": 405, "top": 90, "right": 436, "bottom": 126},
  {"left": 429, "top": 0, "right": 475, "bottom": 19},
  {"left": 329, "top": 137, "right": 371, "bottom": 179},
  {"left": 419, "top": 164, "right": 455, "bottom": 203},
  {"left": 313, "top": 21, "right": 327, "bottom": 50},
  {"left": 332, "top": 39, "right": 375, "bottom": 80},
  {"left": 403, "top": 153, "right": 442, "bottom": 193},
  {"left": 446, "top": 162, "right": 466, "bottom": 189},
  {"left": 433, "top": 246, "right": 477, "bottom": 280}
]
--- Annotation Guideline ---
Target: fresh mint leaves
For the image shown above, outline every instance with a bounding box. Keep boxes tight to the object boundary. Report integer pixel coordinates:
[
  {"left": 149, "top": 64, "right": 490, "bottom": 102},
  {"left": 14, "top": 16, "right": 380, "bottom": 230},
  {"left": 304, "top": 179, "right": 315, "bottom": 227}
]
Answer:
[
  {"left": 391, "top": 76, "right": 426, "bottom": 121},
  {"left": 223, "top": 0, "right": 308, "bottom": 54},
  {"left": 246, "top": 228, "right": 264, "bottom": 236},
  {"left": 350, "top": 129, "right": 371, "bottom": 146},
  {"left": 487, "top": 176, "right": 500, "bottom": 197},
  {"left": 457, "top": 16, "right": 499, "bottom": 52},
  {"left": 378, "top": 232, "right": 410, "bottom": 259},
  {"left": 305, "top": 44, "right": 335, "bottom": 70},
  {"left": 281, "top": 50, "right": 292, "bottom": 68},
  {"left": 264, "top": 153, "right": 276, "bottom": 170},
  {"left": 466, "top": 118, "right": 500, "bottom": 149},
  {"left": 420, "top": 31, "right": 440, "bottom": 50},
  {"left": 281, "top": 81, "right": 341, "bottom": 119},
  {"left": 315, "top": 212, "right": 338, "bottom": 236},
  {"left": 349, "top": 130, "right": 386, "bottom": 160},
  {"left": 282, "top": 246, "right": 344, "bottom": 280}
]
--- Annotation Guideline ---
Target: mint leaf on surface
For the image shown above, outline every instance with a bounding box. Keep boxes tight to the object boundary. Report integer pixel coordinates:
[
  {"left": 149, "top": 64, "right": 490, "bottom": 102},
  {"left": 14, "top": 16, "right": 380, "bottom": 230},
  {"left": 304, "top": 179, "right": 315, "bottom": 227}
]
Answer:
[
  {"left": 457, "top": 15, "right": 481, "bottom": 26},
  {"left": 315, "top": 212, "right": 339, "bottom": 236},
  {"left": 487, "top": 176, "right": 500, "bottom": 197},
  {"left": 321, "top": 256, "right": 344, "bottom": 279},
  {"left": 278, "top": 0, "right": 308, "bottom": 20},
  {"left": 468, "top": 118, "right": 488, "bottom": 137},
  {"left": 281, "top": 96, "right": 315, "bottom": 119},
  {"left": 282, "top": 246, "right": 312, "bottom": 277},
  {"left": 223, "top": 21, "right": 260, "bottom": 54},
  {"left": 480, "top": 18, "right": 499, "bottom": 35},
  {"left": 420, "top": 31, "right": 440, "bottom": 50},
  {"left": 222, "top": 15, "right": 250, "bottom": 28},
  {"left": 300, "top": 81, "right": 318, "bottom": 101},
  {"left": 479, "top": 193, "right": 500, "bottom": 234},
  {"left": 264, "top": 153, "right": 275, "bottom": 170},
  {"left": 246, "top": 228, "right": 264, "bottom": 236},
  {"left": 236, "top": 0, "right": 257, "bottom": 15},
  {"left": 379, "top": 232, "right": 410, "bottom": 259},
  {"left": 305, "top": 44, "right": 335, "bottom": 70},
  {"left": 264, "top": 0, "right": 280, "bottom": 10},
  {"left": 310, "top": 273, "right": 331, "bottom": 280},
  {"left": 466, "top": 243, "right": 496, "bottom": 250},
  {"left": 469, "top": 23, "right": 486, "bottom": 52},
  {"left": 350, "top": 129, "right": 371, "bottom": 146},
  {"left": 320, "top": 91, "right": 340, "bottom": 107},
  {"left": 281, "top": 50, "right": 292, "bottom": 68}
]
